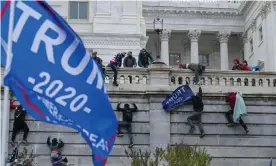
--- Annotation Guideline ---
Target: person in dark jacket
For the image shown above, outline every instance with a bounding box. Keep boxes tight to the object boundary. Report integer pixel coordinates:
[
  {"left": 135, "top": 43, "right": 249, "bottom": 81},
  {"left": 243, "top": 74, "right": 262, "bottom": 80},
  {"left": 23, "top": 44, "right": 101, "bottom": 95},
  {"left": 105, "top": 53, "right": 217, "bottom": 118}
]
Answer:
[
  {"left": 123, "top": 51, "right": 137, "bottom": 68},
  {"left": 107, "top": 52, "right": 126, "bottom": 86},
  {"left": 47, "top": 136, "right": 68, "bottom": 166},
  {"left": 232, "top": 58, "right": 242, "bottom": 70},
  {"left": 138, "top": 48, "right": 154, "bottom": 68},
  {"left": 92, "top": 51, "right": 105, "bottom": 74},
  {"left": 187, "top": 86, "right": 206, "bottom": 138},
  {"left": 179, "top": 62, "right": 205, "bottom": 85},
  {"left": 116, "top": 103, "right": 138, "bottom": 148},
  {"left": 11, "top": 105, "right": 29, "bottom": 146},
  {"left": 225, "top": 92, "right": 249, "bottom": 133}
]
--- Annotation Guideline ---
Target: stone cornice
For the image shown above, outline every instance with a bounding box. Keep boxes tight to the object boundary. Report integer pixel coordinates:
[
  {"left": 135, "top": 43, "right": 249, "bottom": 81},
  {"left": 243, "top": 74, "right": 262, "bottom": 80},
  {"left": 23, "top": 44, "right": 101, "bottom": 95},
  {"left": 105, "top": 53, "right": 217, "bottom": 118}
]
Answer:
[
  {"left": 238, "top": 1, "right": 254, "bottom": 15},
  {"left": 143, "top": 7, "right": 242, "bottom": 19}
]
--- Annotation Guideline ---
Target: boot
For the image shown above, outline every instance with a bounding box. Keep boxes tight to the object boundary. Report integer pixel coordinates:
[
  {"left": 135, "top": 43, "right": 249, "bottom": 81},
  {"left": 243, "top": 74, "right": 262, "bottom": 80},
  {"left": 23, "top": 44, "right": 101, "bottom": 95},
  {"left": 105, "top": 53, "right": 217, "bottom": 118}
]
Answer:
[{"left": 113, "top": 82, "right": 119, "bottom": 87}]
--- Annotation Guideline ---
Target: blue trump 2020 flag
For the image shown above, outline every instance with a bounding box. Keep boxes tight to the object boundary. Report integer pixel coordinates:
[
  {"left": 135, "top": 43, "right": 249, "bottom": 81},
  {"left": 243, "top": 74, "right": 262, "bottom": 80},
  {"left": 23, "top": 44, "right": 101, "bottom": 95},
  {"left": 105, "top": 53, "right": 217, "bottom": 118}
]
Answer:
[
  {"left": 1, "top": 1, "right": 117, "bottom": 165},
  {"left": 162, "top": 84, "right": 195, "bottom": 112}
]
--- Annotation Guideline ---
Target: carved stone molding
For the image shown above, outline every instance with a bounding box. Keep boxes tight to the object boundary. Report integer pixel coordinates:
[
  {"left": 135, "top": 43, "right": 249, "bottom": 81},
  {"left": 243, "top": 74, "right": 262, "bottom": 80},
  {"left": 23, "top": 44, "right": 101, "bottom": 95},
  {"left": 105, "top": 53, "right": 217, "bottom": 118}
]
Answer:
[
  {"left": 249, "top": 19, "right": 256, "bottom": 32},
  {"left": 188, "top": 30, "right": 201, "bottom": 42},
  {"left": 143, "top": 8, "right": 241, "bottom": 19},
  {"left": 260, "top": 1, "right": 271, "bottom": 20},
  {"left": 83, "top": 39, "right": 140, "bottom": 48},
  {"left": 160, "top": 29, "right": 171, "bottom": 41},
  {"left": 217, "top": 31, "right": 231, "bottom": 43},
  {"left": 241, "top": 32, "right": 248, "bottom": 44}
]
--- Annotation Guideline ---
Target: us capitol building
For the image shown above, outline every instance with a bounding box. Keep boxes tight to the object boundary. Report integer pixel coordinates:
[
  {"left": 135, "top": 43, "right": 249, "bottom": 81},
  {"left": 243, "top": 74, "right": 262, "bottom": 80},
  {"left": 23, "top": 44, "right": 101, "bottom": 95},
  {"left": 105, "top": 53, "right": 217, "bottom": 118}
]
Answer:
[{"left": 48, "top": 1, "right": 276, "bottom": 71}]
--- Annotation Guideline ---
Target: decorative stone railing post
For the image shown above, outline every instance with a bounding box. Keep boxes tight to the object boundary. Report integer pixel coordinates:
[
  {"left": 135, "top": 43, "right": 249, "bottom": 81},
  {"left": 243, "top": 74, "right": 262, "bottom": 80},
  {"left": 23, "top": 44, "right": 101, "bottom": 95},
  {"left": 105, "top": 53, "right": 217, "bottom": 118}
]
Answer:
[{"left": 148, "top": 64, "right": 171, "bottom": 162}]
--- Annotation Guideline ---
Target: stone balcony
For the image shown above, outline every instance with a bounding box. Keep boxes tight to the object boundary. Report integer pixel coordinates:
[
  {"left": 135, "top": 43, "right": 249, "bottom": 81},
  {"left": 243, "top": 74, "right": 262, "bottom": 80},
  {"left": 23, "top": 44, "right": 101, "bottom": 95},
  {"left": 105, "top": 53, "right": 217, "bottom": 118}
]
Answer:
[
  {"left": 1, "top": 67, "right": 276, "bottom": 95},
  {"left": 105, "top": 66, "right": 276, "bottom": 95}
]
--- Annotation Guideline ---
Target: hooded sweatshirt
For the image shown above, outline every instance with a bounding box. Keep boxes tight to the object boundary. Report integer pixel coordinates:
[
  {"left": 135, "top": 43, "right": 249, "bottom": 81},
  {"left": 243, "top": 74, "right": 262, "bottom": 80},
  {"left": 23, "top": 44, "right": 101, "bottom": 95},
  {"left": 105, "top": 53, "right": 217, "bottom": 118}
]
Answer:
[{"left": 123, "top": 54, "right": 137, "bottom": 67}]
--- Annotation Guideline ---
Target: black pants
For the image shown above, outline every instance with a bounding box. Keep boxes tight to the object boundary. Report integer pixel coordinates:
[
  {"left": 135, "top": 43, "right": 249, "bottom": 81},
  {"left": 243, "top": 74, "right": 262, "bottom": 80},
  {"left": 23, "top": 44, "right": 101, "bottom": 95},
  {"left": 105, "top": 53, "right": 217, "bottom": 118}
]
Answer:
[
  {"left": 187, "top": 112, "right": 204, "bottom": 133},
  {"left": 184, "top": 64, "right": 203, "bottom": 83},
  {"left": 225, "top": 110, "right": 248, "bottom": 131},
  {"left": 12, "top": 122, "right": 29, "bottom": 142},
  {"left": 110, "top": 62, "right": 118, "bottom": 83},
  {"left": 117, "top": 121, "right": 133, "bottom": 144}
]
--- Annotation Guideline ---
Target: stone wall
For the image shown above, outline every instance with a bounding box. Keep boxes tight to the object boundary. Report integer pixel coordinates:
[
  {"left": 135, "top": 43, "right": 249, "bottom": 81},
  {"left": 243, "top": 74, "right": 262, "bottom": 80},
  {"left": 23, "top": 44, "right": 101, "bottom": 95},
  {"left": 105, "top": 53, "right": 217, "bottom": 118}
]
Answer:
[
  {"left": 4, "top": 93, "right": 276, "bottom": 166},
  {"left": 2, "top": 67, "right": 276, "bottom": 165}
]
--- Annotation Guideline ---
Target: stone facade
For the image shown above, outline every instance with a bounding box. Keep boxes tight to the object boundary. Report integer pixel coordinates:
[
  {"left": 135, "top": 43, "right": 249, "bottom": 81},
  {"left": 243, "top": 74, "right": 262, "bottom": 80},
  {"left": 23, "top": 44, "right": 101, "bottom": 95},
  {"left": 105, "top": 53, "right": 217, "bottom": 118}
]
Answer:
[{"left": 48, "top": 1, "right": 276, "bottom": 71}]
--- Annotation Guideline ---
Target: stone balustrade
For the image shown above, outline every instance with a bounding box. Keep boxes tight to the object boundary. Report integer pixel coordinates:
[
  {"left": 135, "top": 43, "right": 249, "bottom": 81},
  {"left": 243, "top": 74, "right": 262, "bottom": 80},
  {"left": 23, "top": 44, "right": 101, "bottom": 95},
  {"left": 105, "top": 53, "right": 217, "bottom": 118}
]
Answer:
[
  {"left": 104, "top": 66, "right": 276, "bottom": 94},
  {"left": 1, "top": 66, "right": 276, "bottom": 94}
]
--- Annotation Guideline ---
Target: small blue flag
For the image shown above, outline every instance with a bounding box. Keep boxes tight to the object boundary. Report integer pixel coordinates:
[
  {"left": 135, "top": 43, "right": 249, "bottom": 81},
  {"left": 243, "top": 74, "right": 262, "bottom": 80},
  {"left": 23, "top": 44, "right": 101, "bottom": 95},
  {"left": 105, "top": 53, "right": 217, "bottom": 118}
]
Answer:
[
  {"left": 1, "top": 1, "right": 117, "bottom": 165},
  {"left": 162, "top": 84, "right": 195, "bottom": 112}
]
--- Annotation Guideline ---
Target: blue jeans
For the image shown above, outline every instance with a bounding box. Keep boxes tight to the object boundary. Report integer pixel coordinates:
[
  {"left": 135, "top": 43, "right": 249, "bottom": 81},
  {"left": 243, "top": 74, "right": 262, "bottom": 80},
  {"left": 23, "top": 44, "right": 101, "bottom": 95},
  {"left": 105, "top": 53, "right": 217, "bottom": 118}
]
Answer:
[{"left": 117, "top": 121, "right": 133, "bottom": 144}]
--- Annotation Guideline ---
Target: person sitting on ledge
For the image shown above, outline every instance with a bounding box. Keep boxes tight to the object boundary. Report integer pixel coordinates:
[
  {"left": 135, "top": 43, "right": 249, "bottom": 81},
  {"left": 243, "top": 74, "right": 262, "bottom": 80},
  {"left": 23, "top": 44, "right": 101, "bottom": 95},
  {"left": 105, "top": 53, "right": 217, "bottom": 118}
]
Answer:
[
  {"left": 116, "top": 103, "right": 138, "bottom": 148},
  {"left": 107, "top": 52, "right": 126, "bottom": 87},
  {"left": 178, "top": 62, "right": 205, "bottom": 85}
]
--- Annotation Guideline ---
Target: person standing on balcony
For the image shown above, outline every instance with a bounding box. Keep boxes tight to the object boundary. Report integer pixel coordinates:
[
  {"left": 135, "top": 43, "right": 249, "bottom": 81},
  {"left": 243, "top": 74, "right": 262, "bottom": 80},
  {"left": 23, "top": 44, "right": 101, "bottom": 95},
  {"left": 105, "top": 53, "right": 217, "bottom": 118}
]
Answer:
[
  {"left": 123, "top": 51, "right": 137, "bottom": 68},
  {"left": 225, "top": 92, "right": 249, "bottom": 133},
  {"left": 138, "top": 48, "right": 154, "bottom": 68},
  {"left": 232, "top": 58, "right": 242, "bottom": 70},
  {"left": 11, "top": 105, "right": 29, "bottom": 146},
  {"left": 178, "top": 62, "right": 205, "bottom": 85},
  {"left": 116, "top": 103, "right": 138, "bottom": 148},
  {"left": 241, "top": 60, "right": 251, "bottom": 71},
  {"left": 107, "top": 52, "right": 126, "bottom": 86},
  {"left": 187, "top": 85, "right": 206, "bottom": 138},
  {"left": 91, "top": 51, "right": 105, "bottom": 76}
]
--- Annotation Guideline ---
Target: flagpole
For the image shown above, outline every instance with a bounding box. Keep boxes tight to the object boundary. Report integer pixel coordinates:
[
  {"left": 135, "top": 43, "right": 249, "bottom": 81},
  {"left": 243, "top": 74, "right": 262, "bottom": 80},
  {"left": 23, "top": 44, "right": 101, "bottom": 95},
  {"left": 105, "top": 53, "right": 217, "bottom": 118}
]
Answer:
[{"left": 2, "top": 1, "right": 15, "bottom": 165}]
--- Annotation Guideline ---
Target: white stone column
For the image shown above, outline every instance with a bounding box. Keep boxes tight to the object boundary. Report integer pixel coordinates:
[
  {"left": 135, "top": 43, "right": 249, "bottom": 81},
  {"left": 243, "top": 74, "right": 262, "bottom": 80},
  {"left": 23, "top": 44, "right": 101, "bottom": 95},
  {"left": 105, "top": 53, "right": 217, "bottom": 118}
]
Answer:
[
  {"left": 188, "top": 30, "right": 201, "bottom": 63},
  {"left": 242, "top": 33, "right": 249, "bottom": 61},
  {"left": 218, "top": 31, "right": 231, "bottom": 70},
  {"left": 122, "top": 1, "right": 138, "bottom": 17},
  {"left": 160, "top": 29, "right": 171, "bottom": 65}
]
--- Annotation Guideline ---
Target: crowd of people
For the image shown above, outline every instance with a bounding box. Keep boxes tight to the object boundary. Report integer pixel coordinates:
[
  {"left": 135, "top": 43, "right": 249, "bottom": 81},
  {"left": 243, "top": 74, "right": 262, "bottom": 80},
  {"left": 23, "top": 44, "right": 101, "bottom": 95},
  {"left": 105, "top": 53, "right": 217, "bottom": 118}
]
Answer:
[{"left": 92, "top": 48, "right": 153, "bottom": 86}]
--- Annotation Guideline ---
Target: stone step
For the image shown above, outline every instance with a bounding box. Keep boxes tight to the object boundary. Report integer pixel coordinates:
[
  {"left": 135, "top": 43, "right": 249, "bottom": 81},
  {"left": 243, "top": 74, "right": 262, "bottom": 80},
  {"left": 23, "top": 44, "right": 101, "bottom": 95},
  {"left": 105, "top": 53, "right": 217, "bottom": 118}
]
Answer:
[{"left": 171, "top": 112, "right": 276, "bottom": 124}]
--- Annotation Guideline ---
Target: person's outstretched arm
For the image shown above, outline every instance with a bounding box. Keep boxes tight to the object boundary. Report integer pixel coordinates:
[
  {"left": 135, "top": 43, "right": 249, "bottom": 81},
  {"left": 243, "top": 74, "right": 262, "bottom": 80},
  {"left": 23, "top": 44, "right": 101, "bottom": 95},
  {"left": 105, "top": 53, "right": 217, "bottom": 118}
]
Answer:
[
  {"left": 117, "top": 103, "right": 123, "bottom": 112},
  {"left": 130, "top": 103, "right": 138, "bottom": 112},
  {"left": 47, "top": 137, "right": 51, "bottom": 147},
  {"left": 58, "top": 139, "right": 64, "bottom": 149}
]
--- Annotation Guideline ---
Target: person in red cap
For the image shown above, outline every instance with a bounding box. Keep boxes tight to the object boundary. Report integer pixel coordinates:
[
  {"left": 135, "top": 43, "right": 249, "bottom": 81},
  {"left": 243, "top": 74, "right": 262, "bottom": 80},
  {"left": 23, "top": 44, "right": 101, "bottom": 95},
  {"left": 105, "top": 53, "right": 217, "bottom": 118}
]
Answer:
[
  {"left": 225, "top": 92, "right": 249, "bottom": 133},
  {"left": 241, "top": 60, "right": 251, "bottom": 71},
  {"left": 232, "top": 58, "right": 242, "bottom": 70}
]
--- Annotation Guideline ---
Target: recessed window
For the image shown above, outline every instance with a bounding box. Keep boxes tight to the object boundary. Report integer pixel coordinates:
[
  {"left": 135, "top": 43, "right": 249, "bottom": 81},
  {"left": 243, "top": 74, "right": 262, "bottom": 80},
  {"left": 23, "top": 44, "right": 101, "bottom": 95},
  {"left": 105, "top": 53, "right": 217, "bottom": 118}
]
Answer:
[
  {"left": 69, "top": 1, "right": 88, "bottom": 20},
  {"left": 249, "top": 38, "right": 253, "bottom": 53},
  {"left": 169, "top": 53, "right": 181, "bottom": 66},
  {"left": 199, "top": 54, "right": 209, "bottom": 66},
  {"left": 259, "top": 26, "right": 263, "bottom": 42}
]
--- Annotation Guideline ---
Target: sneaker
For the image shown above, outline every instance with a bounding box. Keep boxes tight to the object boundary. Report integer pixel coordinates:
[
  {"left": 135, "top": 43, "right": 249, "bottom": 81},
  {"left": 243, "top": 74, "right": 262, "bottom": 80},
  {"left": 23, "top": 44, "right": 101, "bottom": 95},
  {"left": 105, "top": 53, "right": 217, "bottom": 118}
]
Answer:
[
  {"left": 245, "top": 129, "right": 249, "bottom": 134},
  {"left": 113, "top": 82, "right": 119, "bottom": 87},
  {"left": 22, "top": 139, "right": 28, "bottom": 145},
  {"left": 117, "top": 133, "right": 124, "bottom": 137},
  {"left": 128, "top": 143, "right": 134, "bottom": 148},
  {"left": 200, "top": 132, "right": 206, "bottom": 138},
  {"left": 11, "top": 141, "right": 15, "bottom": 147},
  {"left": 189, "top": 127, "right": 195, "bottom": 134}
]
